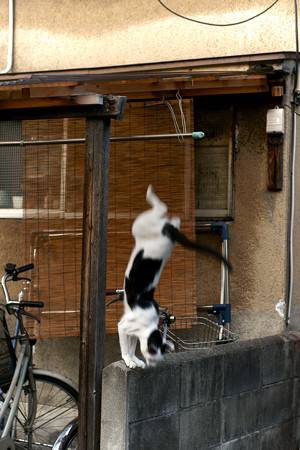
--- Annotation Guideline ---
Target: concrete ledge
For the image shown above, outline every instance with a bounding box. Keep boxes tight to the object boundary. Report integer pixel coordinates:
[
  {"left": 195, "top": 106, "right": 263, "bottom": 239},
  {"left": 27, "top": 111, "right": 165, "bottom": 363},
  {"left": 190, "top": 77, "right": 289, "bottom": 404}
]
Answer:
[{"left": 101, "top": 333, "right": 300, "bottom": 450}]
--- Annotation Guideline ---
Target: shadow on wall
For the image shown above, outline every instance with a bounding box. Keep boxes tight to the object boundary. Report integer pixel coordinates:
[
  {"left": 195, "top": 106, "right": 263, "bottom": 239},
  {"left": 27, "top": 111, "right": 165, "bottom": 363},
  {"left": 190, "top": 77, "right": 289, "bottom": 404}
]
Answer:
[{"left": 33, "top": 334, "right": 121, "bottom": 385}]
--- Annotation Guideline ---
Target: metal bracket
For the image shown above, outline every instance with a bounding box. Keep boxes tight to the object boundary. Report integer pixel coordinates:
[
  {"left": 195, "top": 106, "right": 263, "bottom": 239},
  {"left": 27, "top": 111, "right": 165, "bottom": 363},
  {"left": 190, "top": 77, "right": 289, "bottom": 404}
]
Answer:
[
  {"left": 103, "top": 95, "right": 127, "bottom": 120},
  {"left": 294, "top": 90, "right": 300, "bottom": 106},
  {"left": 198, "top": 304, "right": 231, "bottom": 325},
  {"left": 211, "top": 304, "right": 231, "bottom": 325},
  {"left": 211, "top": 221, "right": 229, "bottom": 241}
]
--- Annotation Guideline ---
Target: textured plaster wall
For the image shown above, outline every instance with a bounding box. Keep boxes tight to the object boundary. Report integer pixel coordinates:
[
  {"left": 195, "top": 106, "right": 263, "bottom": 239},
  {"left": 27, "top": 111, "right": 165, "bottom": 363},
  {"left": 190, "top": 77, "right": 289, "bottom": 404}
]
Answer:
[
  {"left": 231, "top": 102, "right": 289, "bottom": 339},
  {"left": 0, "top": 0, "right": 296, "bottom": 72},
  {"left": 197, "top": 101, "right": 290, "bottom": 340}
]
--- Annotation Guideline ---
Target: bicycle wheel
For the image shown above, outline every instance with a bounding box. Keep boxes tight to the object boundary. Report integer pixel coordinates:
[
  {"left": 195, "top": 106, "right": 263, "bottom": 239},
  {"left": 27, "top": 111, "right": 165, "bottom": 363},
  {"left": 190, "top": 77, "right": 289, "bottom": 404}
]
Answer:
[
  {"left": 53, "top": 419, "right": 78, "bottom": 450},
  {"left": 60, "top": 431, "right": 78, "bottom": 450},
  {"left": 13, "top": 369, "right": 78, "bottom": 449}
]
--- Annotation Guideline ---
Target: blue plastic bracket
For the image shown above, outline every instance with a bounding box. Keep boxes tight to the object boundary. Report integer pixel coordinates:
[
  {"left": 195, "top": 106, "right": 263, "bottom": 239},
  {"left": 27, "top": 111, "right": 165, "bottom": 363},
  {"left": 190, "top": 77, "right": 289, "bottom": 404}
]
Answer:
[
  {"left": 211, "top": 221, "right": 229, "bottom": 241},
  {"left": 211, "top": 304, "right": 231, "bottom": 325}
]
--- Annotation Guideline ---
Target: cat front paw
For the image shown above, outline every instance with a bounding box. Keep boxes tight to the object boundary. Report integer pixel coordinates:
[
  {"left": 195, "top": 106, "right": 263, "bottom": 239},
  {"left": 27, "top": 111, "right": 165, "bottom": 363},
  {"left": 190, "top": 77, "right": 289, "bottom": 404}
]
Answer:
[
  {"left": 132, "top": 356, "right": 146, "bottom": 369},
  {"left": 122, "top": 355, "right": 145, "bottom": 369}
]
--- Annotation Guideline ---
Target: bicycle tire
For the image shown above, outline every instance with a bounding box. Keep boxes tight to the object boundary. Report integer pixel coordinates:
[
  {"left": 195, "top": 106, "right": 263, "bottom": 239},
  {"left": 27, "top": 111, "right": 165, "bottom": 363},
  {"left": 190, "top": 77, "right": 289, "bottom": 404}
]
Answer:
[
  {"left": 53, "top": 418, "right": 78, "bottom": 450},
  {"left": 13, "top": 369, "right": 78, "bottom": 449}
]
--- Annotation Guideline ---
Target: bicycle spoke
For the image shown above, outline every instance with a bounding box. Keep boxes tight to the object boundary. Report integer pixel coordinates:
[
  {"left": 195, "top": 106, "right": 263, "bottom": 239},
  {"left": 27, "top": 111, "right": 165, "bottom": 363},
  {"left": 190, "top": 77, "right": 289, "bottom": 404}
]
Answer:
[
  {"left": 33, "top": 397, "right": 75, "bottom": 420},
  {"left": 32, "top": 405, "right": 77, "bottom": 432}
]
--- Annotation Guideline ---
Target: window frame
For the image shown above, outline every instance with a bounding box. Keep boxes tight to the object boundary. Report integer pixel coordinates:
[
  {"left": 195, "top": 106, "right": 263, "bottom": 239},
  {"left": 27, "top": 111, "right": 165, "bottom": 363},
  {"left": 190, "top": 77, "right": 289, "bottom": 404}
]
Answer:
[
  {"left": 194, "top": 98, "right": 235, "bottom": 223},
  {"left": 0, "top": 119, "right": 78, "bottom": 219}
]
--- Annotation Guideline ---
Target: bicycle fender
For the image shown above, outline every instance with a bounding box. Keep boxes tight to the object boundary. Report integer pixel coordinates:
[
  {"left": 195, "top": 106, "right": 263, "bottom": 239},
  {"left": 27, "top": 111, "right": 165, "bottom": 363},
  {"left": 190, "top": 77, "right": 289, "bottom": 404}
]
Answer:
[{"left": 32, "top": 369, "right": 78, "bottom": 395}]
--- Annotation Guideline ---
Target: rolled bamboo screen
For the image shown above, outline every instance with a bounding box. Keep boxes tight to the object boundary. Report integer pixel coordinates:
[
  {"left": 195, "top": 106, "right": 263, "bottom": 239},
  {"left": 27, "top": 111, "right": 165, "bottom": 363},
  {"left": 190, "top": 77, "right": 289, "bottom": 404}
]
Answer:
[{"left": 21, "top": 100, "right": 197, "bottom": 338}]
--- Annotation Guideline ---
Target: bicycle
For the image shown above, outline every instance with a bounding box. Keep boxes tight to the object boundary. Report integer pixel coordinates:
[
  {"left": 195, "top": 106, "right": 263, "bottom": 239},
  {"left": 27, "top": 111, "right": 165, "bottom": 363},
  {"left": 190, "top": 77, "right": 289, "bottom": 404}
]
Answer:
[{"left": 0, "top": 262, "right": 79, "bottom": 450}]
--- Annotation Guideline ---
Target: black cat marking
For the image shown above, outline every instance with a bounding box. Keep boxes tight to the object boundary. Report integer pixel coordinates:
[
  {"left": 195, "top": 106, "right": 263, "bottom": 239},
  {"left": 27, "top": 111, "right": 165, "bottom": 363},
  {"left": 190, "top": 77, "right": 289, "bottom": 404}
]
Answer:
[
  {"left": 147, "top": 329, "right": 163, "bottom": 355},
  {"left": 124, "top": 249, "right": 162, "bottom": 311}
]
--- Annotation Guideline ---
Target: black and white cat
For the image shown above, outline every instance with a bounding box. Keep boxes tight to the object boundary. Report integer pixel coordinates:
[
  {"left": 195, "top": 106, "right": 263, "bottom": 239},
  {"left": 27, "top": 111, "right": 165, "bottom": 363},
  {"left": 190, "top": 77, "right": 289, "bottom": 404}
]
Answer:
[{"left": 118, "top": 185, "right": 231, "bottom": 369}]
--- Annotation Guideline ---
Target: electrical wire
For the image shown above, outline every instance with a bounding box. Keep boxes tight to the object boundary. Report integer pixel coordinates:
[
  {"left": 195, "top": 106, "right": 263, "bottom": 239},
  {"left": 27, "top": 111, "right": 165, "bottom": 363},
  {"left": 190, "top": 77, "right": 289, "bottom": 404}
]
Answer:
[
  {"left": 294, "top": 0, "right": 299, "bottom": 93},
  {"left": 165, "top": 100, "right": 183, "bottom": 141},
  {"left": 176, "top": 91, "right": 187, "bottom": 133},
  {"left": 157, "top": 0, "right": 281, "bottom": 27}
]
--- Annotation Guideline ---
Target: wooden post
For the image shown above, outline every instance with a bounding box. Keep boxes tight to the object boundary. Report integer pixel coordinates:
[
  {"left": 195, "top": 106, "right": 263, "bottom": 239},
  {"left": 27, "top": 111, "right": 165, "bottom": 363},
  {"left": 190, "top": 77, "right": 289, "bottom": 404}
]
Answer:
[
  {"left": 79, "top": 117, "right": 110, "bottom": 450},
  {"left": 79, "top": 96, "right": 126, "bottom": 450}
]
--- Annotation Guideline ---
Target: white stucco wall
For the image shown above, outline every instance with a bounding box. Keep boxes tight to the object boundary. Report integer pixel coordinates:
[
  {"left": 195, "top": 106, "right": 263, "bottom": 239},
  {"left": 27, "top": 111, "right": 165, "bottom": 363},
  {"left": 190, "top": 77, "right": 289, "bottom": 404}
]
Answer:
[{"left": 0, "top": 0, "right": 296, "bottom": 73}]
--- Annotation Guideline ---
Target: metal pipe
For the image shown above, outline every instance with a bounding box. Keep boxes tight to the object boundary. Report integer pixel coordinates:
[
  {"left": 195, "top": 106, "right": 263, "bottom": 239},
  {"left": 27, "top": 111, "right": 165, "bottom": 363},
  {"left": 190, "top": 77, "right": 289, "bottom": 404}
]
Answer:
[
  {"left": 0, "top": 138, "right": 85, "bottom": 146},
  {"left": 286, "top": 108, "right": 297, "bottom": 325},
  {"left": 0, "top": 132, "right": 204, "bottom": 146},
  {"left": 220, "top": 239, "right": 229, "bottom": 305},
  {"left": 0, "top": 0, "right": 14, "bottom": 74},
  {"left": 112, "top": 132, "right": 204, "bottom": 141}
]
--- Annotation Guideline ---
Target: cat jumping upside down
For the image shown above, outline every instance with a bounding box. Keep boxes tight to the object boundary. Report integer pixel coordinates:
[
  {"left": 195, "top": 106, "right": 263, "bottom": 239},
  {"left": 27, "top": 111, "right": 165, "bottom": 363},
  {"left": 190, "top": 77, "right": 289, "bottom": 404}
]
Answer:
[{"left": 118, "top": 185, "right": 231, "bottom": 369}]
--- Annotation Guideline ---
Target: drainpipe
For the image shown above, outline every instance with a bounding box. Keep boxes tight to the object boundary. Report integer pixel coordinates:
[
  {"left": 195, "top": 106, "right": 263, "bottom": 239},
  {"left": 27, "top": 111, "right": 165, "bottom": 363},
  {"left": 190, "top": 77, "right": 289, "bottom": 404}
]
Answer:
[
  {"left": 286, "top": 57, "right": 300, "bottom": 326},
  {"left": 0, "top": 0, "right": 14, "bottom": 74},
  {"left": 286, "top": 0, "right": 300, "bottom": 325},
  {"left": 286, "top": 102, "right": 297, "bottom": 325}
]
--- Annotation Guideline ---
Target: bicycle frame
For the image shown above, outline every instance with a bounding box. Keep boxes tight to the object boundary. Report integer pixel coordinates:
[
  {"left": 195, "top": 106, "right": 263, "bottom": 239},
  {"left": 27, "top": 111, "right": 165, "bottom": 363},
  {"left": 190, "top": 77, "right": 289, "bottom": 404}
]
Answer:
[
  {"left": 0, "top": 341, "right": 31, "bottom": 438},
  {"left": 0, "top": 271, "right": 37, "bottom": 444}
]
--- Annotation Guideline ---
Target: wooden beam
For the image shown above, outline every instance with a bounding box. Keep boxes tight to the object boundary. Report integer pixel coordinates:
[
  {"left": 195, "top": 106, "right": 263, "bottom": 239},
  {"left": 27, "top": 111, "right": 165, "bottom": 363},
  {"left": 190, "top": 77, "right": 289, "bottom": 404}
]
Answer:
[
  {"left": 0, "top": 51, "right": 292, "bottom": 85},
  {"left": 0, "top": 74, "right": 269, "bottom": 101},
  {"left": 94, "top": 84, "right": 268, "bottom": 101},
  {"left": 0, "top": 94, "right": 103, "bottom": 109},
  {"left": 0, "top": 94, "right": 126, "bottom": 120},
  {"left": 91, "top": 74, "right": 268, "bottom": 93}
]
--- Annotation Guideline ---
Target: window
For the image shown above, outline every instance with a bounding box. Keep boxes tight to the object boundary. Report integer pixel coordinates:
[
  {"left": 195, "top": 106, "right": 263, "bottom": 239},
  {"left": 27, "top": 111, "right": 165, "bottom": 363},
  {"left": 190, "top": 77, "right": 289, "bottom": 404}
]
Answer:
[
  {"left": 194, "top": 100, "right": 234, "bottom": 221},
  {"left": 0, "top": 121, "right": 23, "bottom": 217},
  {"left": 0, "top": 119, "right": 85, "bottom": 219}
]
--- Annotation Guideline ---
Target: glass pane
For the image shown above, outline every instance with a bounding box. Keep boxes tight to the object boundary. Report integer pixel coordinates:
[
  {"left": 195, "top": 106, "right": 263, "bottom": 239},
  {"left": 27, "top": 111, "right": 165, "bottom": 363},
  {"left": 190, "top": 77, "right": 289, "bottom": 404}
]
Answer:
[
  {"left": 0, "top": 121, "right": 23, "bottom": 208},
  {"left": 195, "top": 108, "right": 233, "bottom": 218}
]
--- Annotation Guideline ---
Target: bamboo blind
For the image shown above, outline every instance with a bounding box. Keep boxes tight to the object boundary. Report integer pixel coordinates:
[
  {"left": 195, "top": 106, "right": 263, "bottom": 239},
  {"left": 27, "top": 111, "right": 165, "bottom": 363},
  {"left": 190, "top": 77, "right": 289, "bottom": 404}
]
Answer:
[{"left": 21, "top": 100, "right": 196, "bottom": 338}]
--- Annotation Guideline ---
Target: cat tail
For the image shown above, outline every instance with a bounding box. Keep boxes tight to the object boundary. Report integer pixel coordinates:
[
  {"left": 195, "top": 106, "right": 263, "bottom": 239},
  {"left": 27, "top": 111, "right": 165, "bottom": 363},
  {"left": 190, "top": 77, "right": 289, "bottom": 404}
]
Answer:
[{"left": 162, "top": 223, "right": 233, "bottom": 272}]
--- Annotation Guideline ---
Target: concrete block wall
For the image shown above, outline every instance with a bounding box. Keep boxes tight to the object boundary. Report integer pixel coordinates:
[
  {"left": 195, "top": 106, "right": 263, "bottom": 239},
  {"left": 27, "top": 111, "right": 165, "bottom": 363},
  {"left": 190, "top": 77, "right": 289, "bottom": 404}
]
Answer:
[{"left": 101, "top": 333, "right": 300, "bottom": 450}]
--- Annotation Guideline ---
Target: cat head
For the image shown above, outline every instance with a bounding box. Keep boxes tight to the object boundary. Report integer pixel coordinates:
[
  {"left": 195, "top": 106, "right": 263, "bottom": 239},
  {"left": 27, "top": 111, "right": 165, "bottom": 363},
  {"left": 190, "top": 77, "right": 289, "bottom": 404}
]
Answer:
[{"left": 142, "top": 329, "right": 174, "bottom": 366}]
